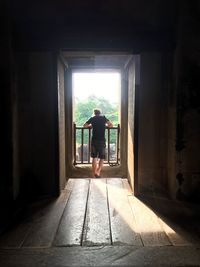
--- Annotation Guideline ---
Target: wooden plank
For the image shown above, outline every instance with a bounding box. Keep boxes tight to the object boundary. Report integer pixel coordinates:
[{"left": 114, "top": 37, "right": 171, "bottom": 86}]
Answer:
[
  {"left": 147, "top": 196, "right": 200, "bottom": 246},
  {"left": 53, "top": 179, "right": 89, "bottom": 246},
  {"left": 107, "top": 178, "right": 142, "bottom": 246},
  {"left": 158, "top": 217, "right": 198, "bottom": 246},
  {"left": 122, "top": 179, "right": 133, "bottom": 196},
  {"left": 82, "top": 179, "right": 111, "bottom": 246},
  {"left": 1, "top": 246, "right": 200, "bottom": 267},
  {"left": 22, "top": 179, "right": 74, "bottom": 247},
  {"left": 0, "top": 222, "right": 31, "bottom": 248},
  {"left": 128, "top": 196, "right": 171, "bottom": 246},
  {"left": 0, "top": 180, "right": 74, "bottom": 248},
  {"left": 132, "top": 194, "right": 200, "bottom": 246},
  {"left": 64, "top": 179, "right": 74, "bottom": 190}
]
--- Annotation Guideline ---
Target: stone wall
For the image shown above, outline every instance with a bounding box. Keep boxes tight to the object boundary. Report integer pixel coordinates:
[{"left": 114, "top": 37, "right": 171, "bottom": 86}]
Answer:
[
  {"left": 173, "top": 1, "right": 200, "bottom": 202},
  {"left": 127, "top": 59, "right": 136, "bottom": 191},
  {"left": 16, "top": 52, "right": 59, "bottom": 198},
  {"left": 57, "top": 58, "right": 66, "bottom": 191},
  {"left": 138, "top": 52, "right": 168, "bottom": 195}
]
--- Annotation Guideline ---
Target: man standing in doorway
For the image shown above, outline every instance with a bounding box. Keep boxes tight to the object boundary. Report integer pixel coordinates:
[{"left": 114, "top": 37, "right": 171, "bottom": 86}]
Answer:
[{"left": 83, "top": 108, "right": 113, "bottom": 178}]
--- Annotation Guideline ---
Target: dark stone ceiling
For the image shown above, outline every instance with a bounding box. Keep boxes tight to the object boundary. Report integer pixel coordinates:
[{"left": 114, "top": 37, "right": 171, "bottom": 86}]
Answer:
[
  {"left": 9, "top": 0, "right": 180, "bottom": 51},
  {"left": 11, "top": 0, "right": 178, "bottom": 30}
]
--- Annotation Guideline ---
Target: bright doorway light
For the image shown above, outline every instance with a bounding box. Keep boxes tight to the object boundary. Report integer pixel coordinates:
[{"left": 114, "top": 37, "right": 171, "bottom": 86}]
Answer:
[
  {"left": 73, "top": 71, "right": 120, "bottom": 125},
  {"left": 73, "top": 71, "right": 121, "bottom": 164},
  {"left": 73, "top": 72, "right": 120, "bottom": 104}
]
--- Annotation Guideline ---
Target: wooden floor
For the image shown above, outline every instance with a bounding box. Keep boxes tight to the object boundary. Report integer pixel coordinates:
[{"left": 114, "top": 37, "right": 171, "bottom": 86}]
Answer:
[{"left": 0, "top": 178, "right": 200, "bottom": 249}]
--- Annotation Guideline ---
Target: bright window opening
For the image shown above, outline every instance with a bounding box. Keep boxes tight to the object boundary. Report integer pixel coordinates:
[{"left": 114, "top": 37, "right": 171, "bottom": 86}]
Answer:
[
  {"left": 73, "top": 71, "right": 120, "bottom": 124},
  {"left": 73, "top": 71, "right": 121, "bottom": 164}
]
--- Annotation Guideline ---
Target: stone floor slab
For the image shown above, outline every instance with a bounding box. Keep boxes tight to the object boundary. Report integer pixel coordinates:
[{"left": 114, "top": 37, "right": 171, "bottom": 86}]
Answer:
[{"left": 0, "top": 246, "right": 200, "bottom": 267}]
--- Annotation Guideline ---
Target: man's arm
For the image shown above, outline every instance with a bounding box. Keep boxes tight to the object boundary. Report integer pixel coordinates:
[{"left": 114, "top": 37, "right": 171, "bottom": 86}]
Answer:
[
  {"left": 83, "top": 122, "right": 91, "bottom": 128},
  {"left": 83, "top": 117, "right": 92, "bottom": 128},
  {"left": 106, "top": 120, "right": 113, "bottom": 128}
]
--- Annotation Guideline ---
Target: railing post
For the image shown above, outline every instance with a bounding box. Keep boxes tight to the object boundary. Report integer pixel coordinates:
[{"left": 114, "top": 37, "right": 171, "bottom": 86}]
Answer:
[
  {"left": 107, "top": 128, "right": 110, "bottom": 164},
  {"left": 74, "top": 123, "right": 76, "bottom": 165},
  {"left": 74, "top": 124, "right": 120, "bottom": 165},
  {"left": 117, "top": 124, "right": 120, "bottom": 165},
  {"left": 88, "top": 128, "right": 91, "bottom": 163},
  {"left": 81, "top": 128, "right": 84, "bottom": 163}
]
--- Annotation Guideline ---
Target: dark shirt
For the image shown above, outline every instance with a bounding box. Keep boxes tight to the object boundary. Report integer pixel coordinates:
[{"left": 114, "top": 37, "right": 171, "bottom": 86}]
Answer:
[{"left": 86, "top": 115, "right": 109, "bottom": 142}]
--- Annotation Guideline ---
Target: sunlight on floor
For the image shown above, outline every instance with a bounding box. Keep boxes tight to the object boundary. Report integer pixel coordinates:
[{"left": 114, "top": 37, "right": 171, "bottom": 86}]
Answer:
[{"left": 95, "top": 179, "right": 181, "bottom": 237}]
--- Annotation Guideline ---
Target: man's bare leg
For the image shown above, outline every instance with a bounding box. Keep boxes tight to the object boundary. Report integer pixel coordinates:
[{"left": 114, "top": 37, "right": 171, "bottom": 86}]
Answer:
[
  {"left": 96, "top": 159, "right": 104, "bottom": 177},
  {"left": 92, "top": 158, "right": 98, "bottom": 178}
]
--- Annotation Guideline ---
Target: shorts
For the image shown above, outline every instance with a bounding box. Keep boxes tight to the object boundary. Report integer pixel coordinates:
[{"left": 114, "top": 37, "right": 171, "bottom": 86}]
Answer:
[{"left": 91, "top": 140, "right": 106, "bottom": 159}]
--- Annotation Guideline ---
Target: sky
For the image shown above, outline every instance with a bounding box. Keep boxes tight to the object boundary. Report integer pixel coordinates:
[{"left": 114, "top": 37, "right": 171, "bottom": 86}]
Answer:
[{"left": 72, "top": 72, "right": 120, "bottom": 104}]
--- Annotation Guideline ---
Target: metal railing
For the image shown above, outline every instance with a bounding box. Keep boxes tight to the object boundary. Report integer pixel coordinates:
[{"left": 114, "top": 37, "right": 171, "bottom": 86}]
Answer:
[{"left": 74, "top": 123, "right": 120, "bottom": 165}]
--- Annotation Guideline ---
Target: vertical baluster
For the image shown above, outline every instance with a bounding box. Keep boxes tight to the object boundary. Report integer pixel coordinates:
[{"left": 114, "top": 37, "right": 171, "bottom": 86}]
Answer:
[
  {"left": 117, "top": 124, "right": 120, "bottom": 164},
  {"left": 74, "top": 123, "right": 76, "bottom": 165},
  {"left": 81, "top": 128, "right": 84, "bottom": 163},
  {"left": 108, "top": 128, "right": 110, "bottom": 164},
  {"left": 88, "top": 128, "right": 91, "bottom": 163}
]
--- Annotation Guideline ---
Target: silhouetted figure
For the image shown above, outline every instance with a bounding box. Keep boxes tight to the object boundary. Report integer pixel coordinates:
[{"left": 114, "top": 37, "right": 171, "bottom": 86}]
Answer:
[{"left": 83, "top": 108, "right": 113, "bottom": 178}]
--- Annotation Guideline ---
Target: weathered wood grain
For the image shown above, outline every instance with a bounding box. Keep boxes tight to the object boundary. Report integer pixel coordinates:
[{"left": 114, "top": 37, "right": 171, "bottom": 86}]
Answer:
[
  {"left": 158, "top": 217, "right": 200, "bottom": 246},
  {"left": 0, "top": 223, "right": 31, "bottom": 248},
  {"left": 83, "top": 179, "right": 111, "bottom": 246},
  {"left": 107, "top": 178, "right": 142, "bottom": 246},
  {"left": 53, "top": 179, "right": 89, "bottom": 246},
  {"left": 0, "top": 180, "right": 74, "bottom": 248},
  {"left": 22, "top": 179, "right": 74, "bottom": 247},
  {"left": 122, "top": 178, "right": 133, "bottom": 196},
  {"left": 2, "top": 178, "right": 200, "bottom": 250},
  {"left": 128, "top": 196, "right": 171, "bottom": 246}
]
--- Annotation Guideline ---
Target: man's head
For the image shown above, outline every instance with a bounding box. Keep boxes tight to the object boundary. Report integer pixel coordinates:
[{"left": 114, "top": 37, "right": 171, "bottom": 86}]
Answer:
[{"left": 93, "top": 108, "right": 101, "bottom": 116}]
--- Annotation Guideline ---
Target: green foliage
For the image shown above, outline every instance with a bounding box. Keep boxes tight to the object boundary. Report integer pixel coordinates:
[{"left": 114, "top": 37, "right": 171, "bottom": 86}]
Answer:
[{"left": 74, "top": 95, "right": 119, "bottom": 144}]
